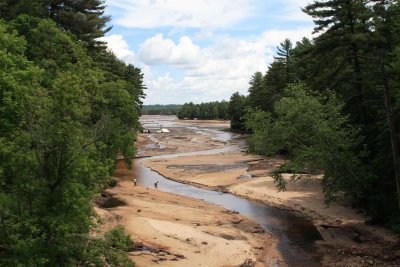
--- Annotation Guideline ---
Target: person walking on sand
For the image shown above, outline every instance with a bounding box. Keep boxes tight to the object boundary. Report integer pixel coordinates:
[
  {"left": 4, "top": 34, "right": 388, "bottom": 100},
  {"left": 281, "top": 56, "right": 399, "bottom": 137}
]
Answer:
[
  {"left": 154, "top": 181, "right": 158, "bottom": 188},
  {"left": 133, "top": 178, "right": 137, "bottom": 186}
]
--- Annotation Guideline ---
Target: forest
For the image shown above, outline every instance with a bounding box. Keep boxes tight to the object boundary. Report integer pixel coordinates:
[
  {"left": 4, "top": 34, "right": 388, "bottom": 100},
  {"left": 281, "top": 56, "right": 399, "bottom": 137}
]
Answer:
[
  {"left": 228, "top": 1, "right": 400, "bottom": 229},
  {"left": 142, "top": 104, "right": 182, "bottom": 115},
  {"left": 177, "top": 101, "right": 230, "bottom": 120},
  {"left": 0, "top": 0, "right": 144, "bottom": 266}
]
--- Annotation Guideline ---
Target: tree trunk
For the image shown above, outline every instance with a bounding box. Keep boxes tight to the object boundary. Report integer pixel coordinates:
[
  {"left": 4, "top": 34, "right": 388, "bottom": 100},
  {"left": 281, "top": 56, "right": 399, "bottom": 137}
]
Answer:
[
  {"left": 347, "top": 0, "right": 368, "bottom": 125},
  {"left": 379, "top": 55, "right": 400, "bottom": 209}
]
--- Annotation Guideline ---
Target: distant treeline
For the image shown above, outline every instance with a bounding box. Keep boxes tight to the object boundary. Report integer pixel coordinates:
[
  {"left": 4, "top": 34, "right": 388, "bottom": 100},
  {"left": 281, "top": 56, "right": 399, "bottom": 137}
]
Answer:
[
  {"left": 177, "top": 101, "right": 229, "bottom": 120},
  {"left": 142, "top": 104, "right": 182, "bottom": 115}
]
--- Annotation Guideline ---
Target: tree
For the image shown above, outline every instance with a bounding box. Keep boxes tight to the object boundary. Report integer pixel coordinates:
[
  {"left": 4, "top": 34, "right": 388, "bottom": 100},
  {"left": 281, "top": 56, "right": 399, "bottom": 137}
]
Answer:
[
  {"left": 248, "top": 72, "right": 265, "bottom": 110},
  {"left": 291, "top": 37, "right": 316, "bottom": 82},
  {"left": 0, "top": 0, "right": 111, "bottom": 49},
  {"left": 142, "top": 105, "right": 182, "bottom": 115},
  {"left": 0, "top": 16, "right": 143, "bottom": 265},
  {"left": 229, "top": 92, "right": 249, "bottom": 131},
  {"left": 302, "top": 0, "right": 400, "bottom": 220},
  {"left": 274, "top": 38, "right": 293, "bottom": 82},
  {"left": 248, "top": 39, "right": 297, "bottom": 113},
  {"left": 303, "top": 0, "right": 372, "bottom": 124},
  {"left": 177, "top": 101, "right": 230, "bottom": 120},
  {"left": 245, "top": 83, "right": 368, "bottom": 203}
]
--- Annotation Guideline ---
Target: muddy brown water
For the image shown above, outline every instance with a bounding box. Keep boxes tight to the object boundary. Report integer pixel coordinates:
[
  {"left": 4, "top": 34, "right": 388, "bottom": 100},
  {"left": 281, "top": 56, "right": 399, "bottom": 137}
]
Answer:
[{"left": 133, "top": 116, "right": 324, "bottom": 266}]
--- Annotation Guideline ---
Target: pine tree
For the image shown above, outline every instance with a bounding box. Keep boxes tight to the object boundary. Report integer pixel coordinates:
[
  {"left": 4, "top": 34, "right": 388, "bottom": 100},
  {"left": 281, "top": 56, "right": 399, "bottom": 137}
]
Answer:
[
  {"left": 274, "top": 39, "right": 293, "bottom": 82},
  {"left": 303, "top": 0, "right": 372, "bottom": 124},
  {"left": 303, "top": 0, "right": 400, "bottom": 218},
  {"left": 0, "top": 0, "right": 111, "bottom": 49},
  {"left": 248, "top": 72, "right": 264, "bottom": 109}
]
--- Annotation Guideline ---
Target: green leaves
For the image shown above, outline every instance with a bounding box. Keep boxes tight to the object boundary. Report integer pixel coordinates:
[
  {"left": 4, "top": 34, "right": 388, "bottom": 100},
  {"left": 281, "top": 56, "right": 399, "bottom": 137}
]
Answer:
[
  {"left": 83, "top": 227, "right": 136, "bottom": 267},
  {"left": 228, "top": 0, "right": 400, "bottom": 226},
  {"left": 178, "top": 101, "right": 230, "bottom": 120},
  {"left": 245, "top": 83, "right": 365, "bottom": 203},
  {"left": 0, "top": 12, "right": 143, "bottom": 265},
  {"left": 1, "top": 0, "right": 111, "bottom": 50},
  {"left": 229, "top": 92, "right": 249, "bottom": 130}
]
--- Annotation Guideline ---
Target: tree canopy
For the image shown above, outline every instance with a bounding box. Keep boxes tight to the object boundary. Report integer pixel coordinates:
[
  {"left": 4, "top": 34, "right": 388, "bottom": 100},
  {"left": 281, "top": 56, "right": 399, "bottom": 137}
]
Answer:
[
  {"left": 178, "top": 101, "right": 229, "bottom": 120},
  {"left": 0, "top": 1, "right": 144, "bottom": 266},
  {"left": 232, "top": 0, "right": 400, "bottom": 228}
]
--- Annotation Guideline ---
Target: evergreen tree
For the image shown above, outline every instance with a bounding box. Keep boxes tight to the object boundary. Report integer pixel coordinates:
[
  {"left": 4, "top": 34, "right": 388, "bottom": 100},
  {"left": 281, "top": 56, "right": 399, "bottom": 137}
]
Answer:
[
  {"left": 303, "top": 0, "right": 372, "bottom": 124},
  {"left": 229, "top": 92, "right": 249, "bottom": 131},
  {"left": 0, "top": 0, "right": 111, "bottom": 49},
  {"left": 248, "top": 71, "right": 266, "bottom": 110},
  {"left": 274, "top": 38, "right": 293, "bottom": 82},
  {"left": 302, "top": 0, "right": 400, "bottom": 219}
]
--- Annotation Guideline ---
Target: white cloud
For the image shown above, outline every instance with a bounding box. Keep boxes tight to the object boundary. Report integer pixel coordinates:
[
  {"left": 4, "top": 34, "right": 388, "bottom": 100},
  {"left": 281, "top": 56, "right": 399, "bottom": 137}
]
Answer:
[
  {"left": 140, "top": 27, "right": 314, "bottom": 104},
  {"left": 260, "top": 28, "right": 314, "bottom": 46},
  {"left": 99, "top": 34, "right": 155, "bottom": 80},
  {"left": 106, "top": 0, "right": 254, "bottom": 28},
  {"left": 101, "top": 0, "right": 316, "bottom": 104},
  {"left": 138, "top": 34, "right": 201, "bottom": 67},
  {"left": 284, "top": 0, "right": 313, "bottom": 20},
  {"left": 98, "top": 34, "right": 136, "bottom": 64}
]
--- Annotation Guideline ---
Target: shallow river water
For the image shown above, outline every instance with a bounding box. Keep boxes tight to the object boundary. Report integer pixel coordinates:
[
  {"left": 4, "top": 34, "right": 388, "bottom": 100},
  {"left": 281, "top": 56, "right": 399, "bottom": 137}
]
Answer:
[{"left": 133, "top": 116, "right": 323, "bottom": 266}]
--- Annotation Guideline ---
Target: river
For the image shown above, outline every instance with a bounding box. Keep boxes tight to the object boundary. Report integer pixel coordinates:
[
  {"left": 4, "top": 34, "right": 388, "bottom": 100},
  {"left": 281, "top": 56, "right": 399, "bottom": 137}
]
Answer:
[{"left": 133, "top": 116, "right": 324, "bottom": 266}]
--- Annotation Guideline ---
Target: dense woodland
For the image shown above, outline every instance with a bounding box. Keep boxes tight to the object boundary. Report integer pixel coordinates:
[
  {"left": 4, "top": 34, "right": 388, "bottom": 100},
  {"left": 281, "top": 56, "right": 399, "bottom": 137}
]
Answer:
[
  {"left": 142, "top": 104, "right": 182, "bottom": 115},
  {"left": 177, "top": 101, "right": 229, "bottom": 120},
  {"left": 0, "top": 0, "right": 144, "bottom": 266},
  {"left": 228, "top": 0, "right": 400, "bottom": 228}
]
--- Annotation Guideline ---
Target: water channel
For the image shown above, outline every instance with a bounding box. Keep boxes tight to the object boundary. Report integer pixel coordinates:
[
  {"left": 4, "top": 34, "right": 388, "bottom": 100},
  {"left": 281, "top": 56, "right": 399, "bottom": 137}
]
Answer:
[{"left": 133, "top": 116, "right": 324, "bottom": 266}]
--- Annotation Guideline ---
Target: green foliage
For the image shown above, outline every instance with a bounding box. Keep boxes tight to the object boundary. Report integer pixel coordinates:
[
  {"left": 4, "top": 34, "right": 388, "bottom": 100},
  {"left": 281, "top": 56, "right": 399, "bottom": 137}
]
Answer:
[
  {"left": 105, "top": 226, "right": 135, "bottom": 251},
  {"left": 0, "top": 8, "right": 143, "bottom": 266},
  {"left": 108, "top": 178, "right": 118, "bottom": 188},
  {"left": 228, "top": 92, "right": 249, "bottom": 131},
  {"left": 78, "top": 227, "right": 135, "bottom": 267},
  {"left": 231, "top": 0, "right": 400, "bottom": 226},
  {"left": 178, "top": 101, "right": 229, "bottom": 120},
  {"left": 301, "top": 0, "right": 400, "bottom": 222},
  {"left": 0, "top": 0, "right": 111, "bottom": 49},
  {"left": 103, "top": 227, "right": 136, "bottom": 267},
  {"left": 247, "top": 39, "right": 296, "bottom": 113},
  {"left": 142, "top": 104, "right": 182, "bottom": 115},
  {"left": 245, "top": 83, "right": 367, "bottom": 203}
]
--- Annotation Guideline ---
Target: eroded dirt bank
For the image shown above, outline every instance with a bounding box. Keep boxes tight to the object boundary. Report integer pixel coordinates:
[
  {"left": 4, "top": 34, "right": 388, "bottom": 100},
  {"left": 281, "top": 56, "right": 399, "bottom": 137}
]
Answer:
[
  {"left": 95, "top": 178, "right": 282, "bottom": 266},
  {"left": 138, "top": 116, "right": 400, "bottom": 266}
]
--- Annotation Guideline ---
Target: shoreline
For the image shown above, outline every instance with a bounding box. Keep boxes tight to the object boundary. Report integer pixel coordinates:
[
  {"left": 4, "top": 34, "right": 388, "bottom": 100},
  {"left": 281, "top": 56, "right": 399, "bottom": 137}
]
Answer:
[
  {"left": 142, "top": 151, "right": 400, "bottom": 266},
  {"left": 95, "top": 179, "right": 284, "bottom": 267},
  {"left": 143, "top": 153, "right": 398, "bottom": 239},
  {"left": 135, "top": 115, "right": 400, "bottom": 266},
  {"left": 143, "top": 162, "right": 303, "bottom": 214}
]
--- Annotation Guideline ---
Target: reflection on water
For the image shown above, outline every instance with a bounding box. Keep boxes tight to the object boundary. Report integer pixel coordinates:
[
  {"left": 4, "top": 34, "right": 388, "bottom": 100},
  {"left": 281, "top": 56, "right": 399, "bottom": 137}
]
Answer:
[
  {"left": 132, "top": 160, "right": 322, "bottom": 265},
  {"left": 133, "top": 116, "right": 323, "bottom": 266}
]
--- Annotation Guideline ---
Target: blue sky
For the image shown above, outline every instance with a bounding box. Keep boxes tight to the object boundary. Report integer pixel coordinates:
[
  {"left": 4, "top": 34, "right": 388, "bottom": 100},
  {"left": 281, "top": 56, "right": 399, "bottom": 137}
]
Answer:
[{"left": 102, "top": 0, "right": 315, "bottom": 104}]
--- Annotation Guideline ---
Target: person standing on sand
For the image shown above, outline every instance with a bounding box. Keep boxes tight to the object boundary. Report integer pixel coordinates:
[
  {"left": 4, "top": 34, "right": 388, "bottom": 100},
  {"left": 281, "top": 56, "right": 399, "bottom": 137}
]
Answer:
[
  {"left": 134, "top": 178, "right": 137, "bottom": 186},
  {"left": 154, "top": 181, "right": 158, "bottom": 188}
]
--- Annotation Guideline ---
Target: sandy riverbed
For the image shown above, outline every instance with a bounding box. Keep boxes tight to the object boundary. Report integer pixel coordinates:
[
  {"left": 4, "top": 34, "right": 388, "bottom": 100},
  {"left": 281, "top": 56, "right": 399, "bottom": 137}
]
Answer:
[
  {"left": 145, "top": 152, "right": 364, "bottom": 226},
  {"left": 95, "top": 177, "right": 282, "bottom": 266},
  {"left": 94, "top": 117, "right": 285, "bottom": 266},
  {"left": 137, "top": 115, "right": 400, "bottom": 266}
]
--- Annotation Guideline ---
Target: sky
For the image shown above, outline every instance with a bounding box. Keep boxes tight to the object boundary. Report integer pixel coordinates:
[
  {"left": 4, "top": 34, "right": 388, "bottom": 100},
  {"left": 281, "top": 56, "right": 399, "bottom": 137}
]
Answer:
[{"left": 102, "top": 0, "right": 315, "bottom": 104}]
